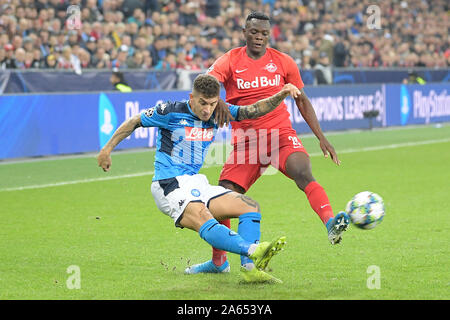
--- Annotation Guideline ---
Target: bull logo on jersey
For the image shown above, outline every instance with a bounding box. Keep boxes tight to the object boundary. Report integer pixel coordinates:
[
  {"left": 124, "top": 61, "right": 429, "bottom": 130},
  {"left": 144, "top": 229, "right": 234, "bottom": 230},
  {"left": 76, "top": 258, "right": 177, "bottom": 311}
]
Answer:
[
  {"left": 264, "top": 62, "right": 277, "bottom": 73},
  {"left": 185, "top": 127, "right": 214, "bottom": 141}
]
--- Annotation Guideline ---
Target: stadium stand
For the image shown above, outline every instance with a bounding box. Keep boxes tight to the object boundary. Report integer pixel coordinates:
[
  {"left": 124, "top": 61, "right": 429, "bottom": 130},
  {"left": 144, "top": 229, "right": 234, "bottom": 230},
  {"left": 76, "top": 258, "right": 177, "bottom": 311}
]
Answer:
[{"left": 0, "top": 0, "right": 448, "bottom": 73}]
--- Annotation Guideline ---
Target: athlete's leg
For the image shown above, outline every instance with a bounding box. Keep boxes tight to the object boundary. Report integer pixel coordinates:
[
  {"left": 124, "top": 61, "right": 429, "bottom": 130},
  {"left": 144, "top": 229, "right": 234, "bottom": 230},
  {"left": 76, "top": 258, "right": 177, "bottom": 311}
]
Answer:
[
  {"left": 179, "top": 201, "right": 252, "bottom": 255},
  {"left": 181, "top": 201, "right": 286, "bottom": 280},
  {"left": 284, "top": 151, "right": 334, "bottom": 225},
  {"left": 218, "top": 179, "right": 246, "bottom": 194},
  {"left": 209, "top": 156, "right": 261, "bottom": 267},
  {"left": 282, "top": 149, "right": 349, "bottom": 244},
  {"left": 208, "top": 193, "right": 285, "bottom": 271},
  {"left": 209, "top": 191, "right": 261, "bottom": 270}
]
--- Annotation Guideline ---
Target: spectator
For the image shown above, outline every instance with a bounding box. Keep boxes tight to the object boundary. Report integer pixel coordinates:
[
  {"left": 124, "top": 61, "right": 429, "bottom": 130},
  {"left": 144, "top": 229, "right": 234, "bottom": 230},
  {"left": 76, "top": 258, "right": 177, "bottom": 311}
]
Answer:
[
  {"left": 110, "top": 69, "right": 132, "bottom": 92},
  {"left": 179, "top": 2, "right": 199, "bottom": 26},
  {"left": 0, "top": 0, "right": 447, "bottom": 73},
  {"left": 111, "top": 44, "right": 129, "bottom": 69},
  {"left": 333, "top": 38, "right": 348, "bottom": 67},
  {"left": 24, "top": 51, "right": 34, "bottom": 68},
  {"left": 84, "top": 36, "right": 97, "bottom": 55},
  {"left": 86, "top": 0, "right": 102, "bottom": 23},
  {"left": 2, "top": 44, "right": 16, "bottom": 69},
  {"left": 0, "top": 48, "right": 6, "bottom": 70},
  {"left": 67, "top": 30, "right": 79, "bottom": 47},
  {"left": 144, "top": 0, "right": 160, "bottom": 15},
  {"left": 127, "top": 8, "right": 146, "bottom": 27},
  {"left": 78, "top": 48, "right": 92, "bottom": 69},
  {"left": 154, "top": 52, "right": 177, "bottom": 71},
  {"left": 142, "top": 52, "right": 153, "bottom": 69},
  {"left": 314, "top": 51, "right": 333, "bottom": 85},
  {"left": 126, "top": 50, "right": 144, "bottom": 69},
  {"left": 38, "top": 30, "right": 52, "bottom": 58},
  {"left": 148, "top": 36, "right": 166, "bottom": 67},
  {"left": 14, "top": 47, "right": 27, "bottom": 69},
  {"left": 403, "top": 70, "right": 426, "bottom": 85},
  {"left": 57, "top": 45, "right": 82, "bottom": 74},
  {"left": 22, "top": 36, "right": 34, "bottom": 52},
  {"left": 205, "top": 0, "right": 221, "bottom": 18},
  {"left": 91, "top": 47, "right": 110, "bottom": 69},
  {"left": 31, "top": 49, "right": 44, "bottom": 68},
  {"left": 45, "top": 54, "right": 57, "bottom": 69},
  {"left": 122, "top": 0, "right": 144, "bottom": 19},
  {"left": 302, "top": 50, "right": 312, "bottom": 69}
]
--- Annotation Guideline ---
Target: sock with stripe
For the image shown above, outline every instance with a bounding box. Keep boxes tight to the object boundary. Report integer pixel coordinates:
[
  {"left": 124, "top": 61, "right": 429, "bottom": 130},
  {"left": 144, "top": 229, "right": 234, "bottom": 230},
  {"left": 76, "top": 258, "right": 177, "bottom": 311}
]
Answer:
[
  {"left": 304, "top": 181, "right": 334, "bottom": 225},
  {"left": 199, "top": 219, "right": 252, "bottom": 257},
  {"left": 212, "top": 219, "right": 231, "bottom": 266},
  {"left": 237, "top": 212, "right": 261, "bottom": 268}
]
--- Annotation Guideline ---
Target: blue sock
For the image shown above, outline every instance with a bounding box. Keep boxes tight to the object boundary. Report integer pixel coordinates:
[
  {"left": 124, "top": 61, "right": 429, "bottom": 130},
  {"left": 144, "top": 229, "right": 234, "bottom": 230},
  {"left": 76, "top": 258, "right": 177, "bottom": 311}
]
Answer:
[
  {"left": 325, "top": 217, "right": 334, "bottom": 231},
  {"left": 238, "top": 212, "right": 261, "bottom": 266},
  {"left": 199, "top": 219, "right": 250, "bottom": 256}
]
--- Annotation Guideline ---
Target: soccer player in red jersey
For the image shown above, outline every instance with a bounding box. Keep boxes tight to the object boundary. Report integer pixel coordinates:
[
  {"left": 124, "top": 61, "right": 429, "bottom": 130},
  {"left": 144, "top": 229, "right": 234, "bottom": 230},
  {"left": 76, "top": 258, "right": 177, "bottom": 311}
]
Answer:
[{"left": 185, "top": 12, "right": 350, "bottom": 275}]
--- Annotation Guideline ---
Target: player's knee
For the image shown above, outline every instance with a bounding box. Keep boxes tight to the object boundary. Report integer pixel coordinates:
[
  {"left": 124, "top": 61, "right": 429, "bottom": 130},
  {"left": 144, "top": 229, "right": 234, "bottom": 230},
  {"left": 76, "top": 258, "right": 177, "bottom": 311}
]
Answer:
[
  {"left": 181, "top": 202, "right": 214, "bottom": 230},
  {"left": 196, "top": 205, "right": 213, "bottom": 221},
  {"left": 288, "top": 164, "right": 314, "bottom": 190}
]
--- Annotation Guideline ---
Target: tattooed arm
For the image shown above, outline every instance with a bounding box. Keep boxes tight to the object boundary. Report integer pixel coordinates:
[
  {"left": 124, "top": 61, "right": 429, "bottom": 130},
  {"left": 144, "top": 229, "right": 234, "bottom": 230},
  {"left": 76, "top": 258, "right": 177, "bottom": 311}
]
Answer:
[{"left": 237, "top": 83, "right": 301, "bottom": 120}]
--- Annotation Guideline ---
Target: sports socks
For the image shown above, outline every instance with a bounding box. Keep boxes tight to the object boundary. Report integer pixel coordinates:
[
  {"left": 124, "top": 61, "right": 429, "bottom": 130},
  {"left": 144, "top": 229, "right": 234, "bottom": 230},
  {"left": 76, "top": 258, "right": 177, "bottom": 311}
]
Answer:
[
  {"left": 199, "top": 219, "right": 252, "bottom": 257},
  {"left": 212, "top": 219, "right": 231, "bottom": 266},
  {"left": 211, "top": 212, "right": 261, "bottom": 268},
  {"left": 304, "top": 181, "right": 334, "bottom": 225},
  {"left": 237, "top": 212, "right": 261, "bottom": 268}
]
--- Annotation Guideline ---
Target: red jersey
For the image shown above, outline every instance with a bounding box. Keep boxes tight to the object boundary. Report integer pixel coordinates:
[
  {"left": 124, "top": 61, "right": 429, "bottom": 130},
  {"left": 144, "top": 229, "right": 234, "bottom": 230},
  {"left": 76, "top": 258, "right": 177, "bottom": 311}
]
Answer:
[{"left": 208, "top": 46, "right": 304, "bottom": 130}]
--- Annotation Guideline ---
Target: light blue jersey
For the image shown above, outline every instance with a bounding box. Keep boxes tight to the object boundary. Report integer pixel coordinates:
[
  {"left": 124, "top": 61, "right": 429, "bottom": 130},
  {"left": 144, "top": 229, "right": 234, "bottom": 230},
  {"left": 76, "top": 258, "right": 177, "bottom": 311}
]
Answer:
[{"left": 140, "top": 100, "right": 240, "bottom": 181}]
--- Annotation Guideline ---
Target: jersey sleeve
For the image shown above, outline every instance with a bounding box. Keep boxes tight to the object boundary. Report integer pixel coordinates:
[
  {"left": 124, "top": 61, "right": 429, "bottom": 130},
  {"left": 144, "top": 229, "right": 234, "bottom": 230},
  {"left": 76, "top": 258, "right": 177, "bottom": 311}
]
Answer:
[
  {"left": 140, "top": 102, "right": 171, "bottom": 128},
  {"left": 206, "top": 51, "right": 231, "bottom": 83},
  {"left": 283, "top": 54, "right": 305, "bottom": 90},
  {"left": 228, "top": 104, "right": 240, "bottom": 120}
]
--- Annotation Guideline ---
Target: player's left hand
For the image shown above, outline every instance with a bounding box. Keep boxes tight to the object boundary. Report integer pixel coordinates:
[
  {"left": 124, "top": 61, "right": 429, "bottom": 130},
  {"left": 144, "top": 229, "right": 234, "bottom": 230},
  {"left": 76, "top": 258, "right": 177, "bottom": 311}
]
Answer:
[
  {"left": 214, "top": 98, "right": 235, "bottom": 128},
  {"left": 319, "top": 138, "right": 340, "bottom": 166},
  {"left": 282, "top": 83, "right": 301, "bottom": 99}
]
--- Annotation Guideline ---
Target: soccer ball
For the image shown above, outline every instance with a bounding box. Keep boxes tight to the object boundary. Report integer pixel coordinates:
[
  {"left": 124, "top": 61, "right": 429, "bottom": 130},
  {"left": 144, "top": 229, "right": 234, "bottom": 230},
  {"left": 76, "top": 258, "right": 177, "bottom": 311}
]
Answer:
[{"left": 345, "top": 191, "right": 385, "bottom": 229}]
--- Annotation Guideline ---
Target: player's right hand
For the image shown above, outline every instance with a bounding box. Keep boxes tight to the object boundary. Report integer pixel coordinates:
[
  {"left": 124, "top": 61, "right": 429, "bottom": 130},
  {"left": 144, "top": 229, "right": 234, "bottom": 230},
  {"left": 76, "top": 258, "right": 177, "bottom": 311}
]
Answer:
[
  {"left": 214, "top": 98, "right": 235, "bottom": 127},
  {"left": 97, "top": 150, "right": 112, "bottom": 172},
  {"left": 282, "top": 83, "right": 301, "bottom": 99},
  {"left": 319, "top": 138, "right": 340, "bottom": 166}
]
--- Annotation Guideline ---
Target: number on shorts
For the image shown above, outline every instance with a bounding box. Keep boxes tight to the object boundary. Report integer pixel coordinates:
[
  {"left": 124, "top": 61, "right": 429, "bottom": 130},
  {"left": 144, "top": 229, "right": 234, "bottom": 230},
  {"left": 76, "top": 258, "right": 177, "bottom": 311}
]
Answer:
[{"left": 288, "top": 136, "right": 302, "bottom": 148}]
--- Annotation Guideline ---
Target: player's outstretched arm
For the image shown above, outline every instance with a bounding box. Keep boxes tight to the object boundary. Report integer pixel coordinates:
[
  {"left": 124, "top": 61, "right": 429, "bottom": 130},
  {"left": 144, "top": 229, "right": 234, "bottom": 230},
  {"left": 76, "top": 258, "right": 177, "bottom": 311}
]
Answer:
[
  {"left": 295, "top": 89, "right": 340, "bottom": 165},
  {"left": 97, "top": 114, "right": 142, "bottom": 172},
  {"left": 237, "top": 83, "right": 301, "bottom": 120}
]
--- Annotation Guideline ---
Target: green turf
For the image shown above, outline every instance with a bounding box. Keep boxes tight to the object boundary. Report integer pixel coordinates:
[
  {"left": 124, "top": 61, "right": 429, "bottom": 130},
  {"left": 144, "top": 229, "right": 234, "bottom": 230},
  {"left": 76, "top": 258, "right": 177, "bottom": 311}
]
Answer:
[{"left": 0, "top": 124, "right": 449, "bottom": 299}]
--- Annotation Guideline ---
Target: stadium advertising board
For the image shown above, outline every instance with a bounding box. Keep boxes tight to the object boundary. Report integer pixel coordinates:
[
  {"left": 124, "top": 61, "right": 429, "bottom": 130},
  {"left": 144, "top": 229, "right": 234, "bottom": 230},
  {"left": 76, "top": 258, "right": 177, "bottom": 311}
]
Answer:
[
  {"left": 286, "top": 84, "right": 386, "bottom": 133},
  {"left": 0, "top": 91, "right": 188, "bottom": 159},
  {"left": 385, "top": 83, "right": 450, "bottom": 126},
  {"left": 0, "top": 83, "right": 448, "bottom": 159}
]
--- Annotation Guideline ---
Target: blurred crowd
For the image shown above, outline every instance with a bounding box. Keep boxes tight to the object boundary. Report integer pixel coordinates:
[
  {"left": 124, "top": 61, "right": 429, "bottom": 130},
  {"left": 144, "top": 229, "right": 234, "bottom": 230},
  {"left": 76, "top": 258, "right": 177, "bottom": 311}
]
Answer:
[{"left": 0, "top": 0, "right": 448, "bottom": 73}]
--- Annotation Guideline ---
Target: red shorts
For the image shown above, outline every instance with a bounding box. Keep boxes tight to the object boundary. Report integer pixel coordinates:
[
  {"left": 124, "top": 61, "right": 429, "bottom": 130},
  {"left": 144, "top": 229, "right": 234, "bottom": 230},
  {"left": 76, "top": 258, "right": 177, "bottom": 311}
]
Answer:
[{"left": 219, "top": 127, "right": 308, "bottom": 191}]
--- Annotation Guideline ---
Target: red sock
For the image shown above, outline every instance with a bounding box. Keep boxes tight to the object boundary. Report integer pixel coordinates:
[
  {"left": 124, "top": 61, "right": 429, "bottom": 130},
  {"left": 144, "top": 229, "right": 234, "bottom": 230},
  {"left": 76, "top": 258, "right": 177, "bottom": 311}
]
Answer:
[
  {"left": 304, "top": 181, "right": 334, "bottom": 225},
  {"left": 212, "top": 219, "right": 230, "bottom": 266}
]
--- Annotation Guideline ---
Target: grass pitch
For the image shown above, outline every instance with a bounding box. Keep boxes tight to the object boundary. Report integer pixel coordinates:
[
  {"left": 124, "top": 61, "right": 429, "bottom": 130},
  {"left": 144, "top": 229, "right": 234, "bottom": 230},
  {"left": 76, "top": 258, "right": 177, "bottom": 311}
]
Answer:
[{"left": 0, "top": 124, "right": 449, "bottom": 300}]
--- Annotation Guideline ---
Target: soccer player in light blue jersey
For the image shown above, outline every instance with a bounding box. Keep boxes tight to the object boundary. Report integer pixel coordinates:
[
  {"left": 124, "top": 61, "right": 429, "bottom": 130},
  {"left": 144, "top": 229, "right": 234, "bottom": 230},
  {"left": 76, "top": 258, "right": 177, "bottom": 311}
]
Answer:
[{"left": 97, "top": 74, "right": 301, "bottom": 283}]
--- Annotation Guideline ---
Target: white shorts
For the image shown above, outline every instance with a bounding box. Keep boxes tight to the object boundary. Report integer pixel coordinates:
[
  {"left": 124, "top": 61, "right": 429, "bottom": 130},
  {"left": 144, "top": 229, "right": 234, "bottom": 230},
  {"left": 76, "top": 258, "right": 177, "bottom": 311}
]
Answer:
[{"left": 151, "top": 174, "right": 232, "bottom": 227}]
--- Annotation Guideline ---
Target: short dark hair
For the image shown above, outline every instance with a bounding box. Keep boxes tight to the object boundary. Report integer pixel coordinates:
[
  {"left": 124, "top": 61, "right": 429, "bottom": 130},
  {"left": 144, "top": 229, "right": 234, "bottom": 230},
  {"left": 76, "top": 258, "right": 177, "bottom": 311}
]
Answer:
[
  {"left": 193, "top": 74, "right": 220, "bottom": 98},
  {"left": 246, "top": 12, "right": 270, "bottom": 24},
  {"left": 112, "top": 70, "right": 124, "bottom": 82}
]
